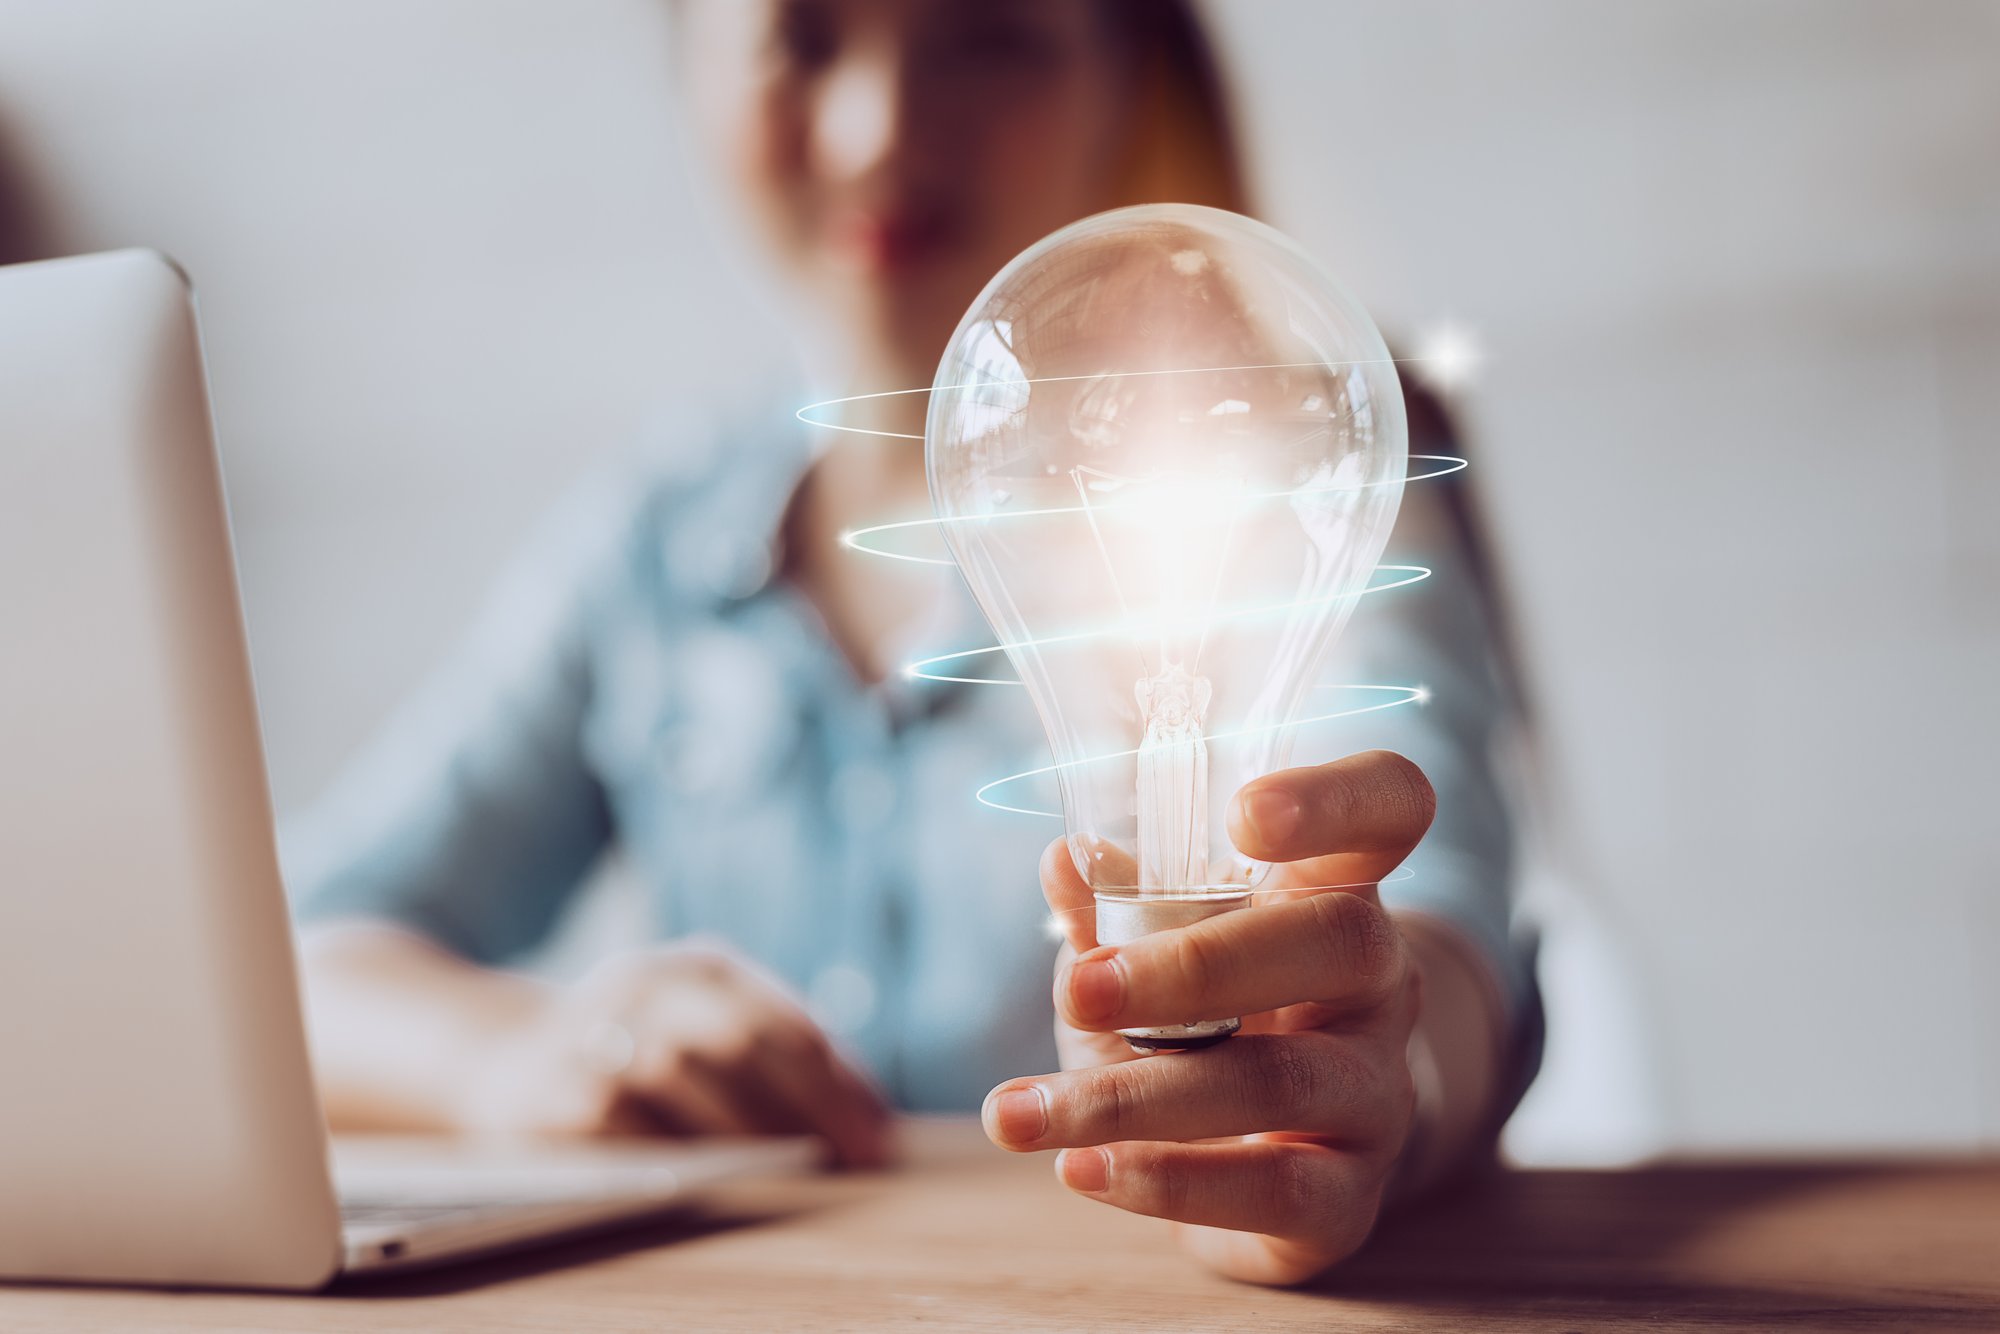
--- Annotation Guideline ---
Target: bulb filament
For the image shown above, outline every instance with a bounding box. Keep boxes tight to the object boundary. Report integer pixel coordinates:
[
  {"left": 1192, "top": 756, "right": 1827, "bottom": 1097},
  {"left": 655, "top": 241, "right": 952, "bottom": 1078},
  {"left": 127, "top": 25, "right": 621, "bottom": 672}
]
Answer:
[{"left": 1135, "top": 663, "right": 1212, "bottom": 893}]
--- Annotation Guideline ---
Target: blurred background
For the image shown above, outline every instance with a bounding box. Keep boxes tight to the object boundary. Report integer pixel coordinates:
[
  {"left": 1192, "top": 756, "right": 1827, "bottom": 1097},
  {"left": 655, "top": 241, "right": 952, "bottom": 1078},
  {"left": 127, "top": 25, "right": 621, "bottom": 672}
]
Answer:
[{"left": 0, "top": 0, "right": 1992, "bottom": 1162}]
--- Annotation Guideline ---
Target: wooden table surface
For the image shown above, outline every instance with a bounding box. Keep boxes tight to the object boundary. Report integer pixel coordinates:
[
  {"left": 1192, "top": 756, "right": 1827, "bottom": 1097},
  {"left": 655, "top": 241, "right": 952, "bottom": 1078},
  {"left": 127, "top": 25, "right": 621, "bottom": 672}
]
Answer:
[{"left": 4, "top": 1118, "right": 1996, "bottom": 1332}]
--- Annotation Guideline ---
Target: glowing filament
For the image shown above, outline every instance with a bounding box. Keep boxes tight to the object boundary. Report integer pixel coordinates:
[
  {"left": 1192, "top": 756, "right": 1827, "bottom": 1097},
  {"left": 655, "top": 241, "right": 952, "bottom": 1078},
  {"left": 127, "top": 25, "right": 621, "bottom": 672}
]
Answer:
[{"left": 1135, "top": 663, "right": 1212, "bottom": 892}]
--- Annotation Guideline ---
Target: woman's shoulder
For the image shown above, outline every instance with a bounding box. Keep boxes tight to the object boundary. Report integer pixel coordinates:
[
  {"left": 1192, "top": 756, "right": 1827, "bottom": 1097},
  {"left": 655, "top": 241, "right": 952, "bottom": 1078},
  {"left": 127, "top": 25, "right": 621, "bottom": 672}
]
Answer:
[
  {"left": 520, "top": 393, "right": 812, "bottom": 616},
  {"left": 629, "top": 392, "right": 810, "bottom": 520}
]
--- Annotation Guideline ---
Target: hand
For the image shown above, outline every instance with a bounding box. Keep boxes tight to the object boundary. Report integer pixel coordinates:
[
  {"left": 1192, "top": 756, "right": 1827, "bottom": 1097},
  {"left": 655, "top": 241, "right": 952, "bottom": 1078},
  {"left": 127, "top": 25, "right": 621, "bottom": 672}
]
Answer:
[
  {"left": 981, "top": 750, "right": 1435, "bottom": 1285},
  {"left": 461, "top": 939, "right": 892, "bottom": 1166}
]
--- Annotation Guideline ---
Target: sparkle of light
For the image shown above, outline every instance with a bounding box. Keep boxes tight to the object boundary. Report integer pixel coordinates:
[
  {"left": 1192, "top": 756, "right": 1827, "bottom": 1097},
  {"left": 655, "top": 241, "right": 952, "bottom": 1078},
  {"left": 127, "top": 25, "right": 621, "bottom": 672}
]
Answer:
[{"left": 1413, "top": 320, "right": 1484, "bottom": 393}]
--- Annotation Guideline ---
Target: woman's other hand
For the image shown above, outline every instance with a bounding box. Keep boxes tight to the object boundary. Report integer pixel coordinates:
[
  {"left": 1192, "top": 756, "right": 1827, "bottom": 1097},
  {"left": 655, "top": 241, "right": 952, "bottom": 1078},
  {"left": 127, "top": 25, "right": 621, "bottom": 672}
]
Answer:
[
  {"left": 982, "top": 750, "right": 1450, "bottom": 1285},
  {"left": 462, "top": 941, "right": 893, "bottom": 1166},
  {"left": 301, "top": 924, "right": 891, "bottom": 1167}
]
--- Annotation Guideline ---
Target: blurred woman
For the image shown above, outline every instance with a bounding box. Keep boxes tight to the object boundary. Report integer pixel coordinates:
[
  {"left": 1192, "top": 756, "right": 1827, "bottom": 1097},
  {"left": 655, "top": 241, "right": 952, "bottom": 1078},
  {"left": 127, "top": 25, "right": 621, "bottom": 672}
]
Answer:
[{"left": 289, "top": 0, "right": 1536, "bottom": 1286}]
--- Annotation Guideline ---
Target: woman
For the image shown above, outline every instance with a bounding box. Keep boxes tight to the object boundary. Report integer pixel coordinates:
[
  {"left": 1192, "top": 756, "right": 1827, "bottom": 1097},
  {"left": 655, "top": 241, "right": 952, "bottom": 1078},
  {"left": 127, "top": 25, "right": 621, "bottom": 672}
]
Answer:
[{"left": 289, "top": 0, "right": 1537, "bottom": 1286}]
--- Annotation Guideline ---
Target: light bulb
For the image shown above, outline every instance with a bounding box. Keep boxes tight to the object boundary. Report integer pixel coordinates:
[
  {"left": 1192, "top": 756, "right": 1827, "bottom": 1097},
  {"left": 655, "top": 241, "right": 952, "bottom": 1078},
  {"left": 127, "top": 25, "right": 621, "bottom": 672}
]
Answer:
[{"left": 925, "top": 204, "right": 1409, "bottom": 1054}]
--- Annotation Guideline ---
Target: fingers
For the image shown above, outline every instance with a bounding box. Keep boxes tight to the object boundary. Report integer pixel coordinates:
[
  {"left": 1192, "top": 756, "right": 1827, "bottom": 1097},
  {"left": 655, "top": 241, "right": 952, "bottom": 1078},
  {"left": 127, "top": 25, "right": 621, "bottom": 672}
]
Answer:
[
  {"left": 1227, "top": 750, "right": 1434, "bottom": 885},
  {"left": 1039, "top": 838, "right": 1099, "bottom": 956},
  {"left": 983, "top": 1032, "right": 1412, "bottom": 1151},
  {"left": 631, "top": 1057, "right": 776, "bottom": 1137},
  {"left": 1054, "top": 889, "right": 1408, "bottom": 1031},
  {"left": 793, "top": 1048, "right": 895, "bottom": 1166},
  {"left": 634, "top": 1027, "right": 888, "bottom": 1165},
  {"left": 617, "top": 952, "right": 891, "bottom": 1165},
  {"left": 1054, "top": 1138, "right": 1381, "bottom": 1284},
  {"left": 729, "top": 1025, "right": 893, "bottom": 1167}
]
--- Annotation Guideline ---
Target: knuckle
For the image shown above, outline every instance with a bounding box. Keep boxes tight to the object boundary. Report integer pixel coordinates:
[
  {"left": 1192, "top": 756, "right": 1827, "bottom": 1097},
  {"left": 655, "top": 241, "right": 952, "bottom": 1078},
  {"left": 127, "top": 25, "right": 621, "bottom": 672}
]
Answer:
[
  {"left": 1312, "top": 893, "right": 1402, "bottom": 998},
  {"left": 1319, "top": 1038, "right": 1374, "bottom": 1109},
  {"left": 697, "top": 1024, "right": 759, "bottom": 1071},
  {"left": 1148, "top": 1148, "right": 1192, "bottom": 1218},
  {"left": 580, "top": 1080, "right": 628, "bottom": 1133},
  {"left": 1079, "top": 1065, "right": 1137, "bottom": 1140},
  {"left": 1166, "top": 924, "right": 1229, "bottom": 1003},
  {"left": 650, "top": 1042, "right": 696, "bottom": 1086},
  {"left": 667, "top": 935, "right": 742, "bottom": 985},
  {"left": 1242, "top": 1039, "right": 1328, "bottom": 1125},
  {"left": 792, "top": 1022, "right": 833, "bottom": 1063},
  {"left": 748, "top": 1025, "right": 799, "bottom": 1067},
  {"left": 1267, "top": 1147, "right": 1312, "bottom": 1224},
  {"left": 659, "top": 947, "right": 723, "bottom": 986},
  {"left": 1272, "top": 1149, "right": 1346, "bottom": 1240}
]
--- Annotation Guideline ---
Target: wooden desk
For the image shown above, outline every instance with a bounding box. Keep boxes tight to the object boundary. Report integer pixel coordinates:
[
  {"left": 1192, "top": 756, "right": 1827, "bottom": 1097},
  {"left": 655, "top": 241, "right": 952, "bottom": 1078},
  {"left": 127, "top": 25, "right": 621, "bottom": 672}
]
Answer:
[{"left": 4, "top": 1119, "right": 1995, "bottom": 1331}]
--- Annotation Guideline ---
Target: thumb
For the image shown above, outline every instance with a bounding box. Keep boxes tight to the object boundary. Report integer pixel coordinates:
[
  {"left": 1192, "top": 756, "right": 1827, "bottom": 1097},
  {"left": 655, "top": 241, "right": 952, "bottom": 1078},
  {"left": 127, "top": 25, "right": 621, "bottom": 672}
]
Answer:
[
  {"left": 1039, "top": 838, "right": 1099, "bottom": 956},
  {"left": 1037, "top": 838, "right": 1139, "bottom": 1069}
]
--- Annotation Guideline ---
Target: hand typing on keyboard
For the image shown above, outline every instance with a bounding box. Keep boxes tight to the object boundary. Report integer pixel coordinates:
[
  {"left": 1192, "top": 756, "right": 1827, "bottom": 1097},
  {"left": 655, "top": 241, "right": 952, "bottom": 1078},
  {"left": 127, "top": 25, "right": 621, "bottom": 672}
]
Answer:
[{"left": 457, "top": 940, "right": 892, "bottom": 1166}]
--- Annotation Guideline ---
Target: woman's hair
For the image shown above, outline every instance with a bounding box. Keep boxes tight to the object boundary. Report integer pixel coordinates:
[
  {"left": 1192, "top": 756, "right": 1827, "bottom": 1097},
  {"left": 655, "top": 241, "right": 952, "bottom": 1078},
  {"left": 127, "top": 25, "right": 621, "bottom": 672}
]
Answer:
[
  {"left": 1097, "top": 0, "right": 1251, "bottom": 214},
  {"left": 0, "top": 116, "right": 49, "bottom": 268},
  {"left": 1107, "top": 1, "right": 1530, "bottom": 718}
]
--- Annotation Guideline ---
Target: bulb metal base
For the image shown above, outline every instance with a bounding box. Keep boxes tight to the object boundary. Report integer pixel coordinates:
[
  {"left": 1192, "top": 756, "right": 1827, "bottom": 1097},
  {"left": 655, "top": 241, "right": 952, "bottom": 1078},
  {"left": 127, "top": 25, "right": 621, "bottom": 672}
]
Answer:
[
  {"left": 1093, "top": 889, "right": 1251, "bottom": 1056},
  {"left": 1118, "top": 1016, "right": 1240, "bottom": 1054}
]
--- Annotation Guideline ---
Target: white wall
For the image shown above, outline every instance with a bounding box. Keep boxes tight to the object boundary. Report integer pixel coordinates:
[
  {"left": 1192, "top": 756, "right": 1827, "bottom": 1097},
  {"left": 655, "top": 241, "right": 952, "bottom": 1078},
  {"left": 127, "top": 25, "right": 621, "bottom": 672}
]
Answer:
[
  {"left": 0, "top": 0, "right": 1992, "bottom": 1156},
  {"left": 1212, "top": 0, "right": 2000, "bottom": 1155}
]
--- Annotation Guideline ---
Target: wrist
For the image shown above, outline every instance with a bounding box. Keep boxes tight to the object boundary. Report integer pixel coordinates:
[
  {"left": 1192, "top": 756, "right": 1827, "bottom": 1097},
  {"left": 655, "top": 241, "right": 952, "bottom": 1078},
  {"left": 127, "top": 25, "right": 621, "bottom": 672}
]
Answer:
[
  {"left": 443, "top": 972, "right": 566, "bottom": 1133},
  {"left": 1385, "top": 912, "right": 1510, "bottom": 1201},
  {"left": 1386, "top": 1024, "right": 1449, "bottom": 1202}
]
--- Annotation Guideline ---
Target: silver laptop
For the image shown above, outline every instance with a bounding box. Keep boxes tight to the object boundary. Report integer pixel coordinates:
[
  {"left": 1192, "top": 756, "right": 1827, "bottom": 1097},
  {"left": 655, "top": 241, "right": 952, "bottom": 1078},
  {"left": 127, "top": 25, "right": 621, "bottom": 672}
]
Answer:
[{"left": 0, "top": 249, "right": 812, "bottom": 1289}]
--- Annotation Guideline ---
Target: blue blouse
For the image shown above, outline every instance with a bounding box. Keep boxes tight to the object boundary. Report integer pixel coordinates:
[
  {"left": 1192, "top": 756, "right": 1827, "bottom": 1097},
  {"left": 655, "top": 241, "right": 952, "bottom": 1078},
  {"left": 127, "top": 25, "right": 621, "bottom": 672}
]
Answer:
[{"left": 284, "top": 407, "right": 1536, "bottom": 1112}]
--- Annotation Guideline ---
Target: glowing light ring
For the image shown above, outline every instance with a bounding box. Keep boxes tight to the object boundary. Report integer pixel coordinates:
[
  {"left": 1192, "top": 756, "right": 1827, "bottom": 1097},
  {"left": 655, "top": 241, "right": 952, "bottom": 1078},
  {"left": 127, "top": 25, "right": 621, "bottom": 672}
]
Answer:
[
  {"left": 905, "top": 564, "right": 1433, "bottom": 685},
  {"left": 840, "top": 455, "right": 1467, "bottom": 566},
  {"left": 795, "top": 356, "right": 1443, "bottom": 442},
  {"left": 977, "top": 684, "right": 1428, "bottom": 819}
]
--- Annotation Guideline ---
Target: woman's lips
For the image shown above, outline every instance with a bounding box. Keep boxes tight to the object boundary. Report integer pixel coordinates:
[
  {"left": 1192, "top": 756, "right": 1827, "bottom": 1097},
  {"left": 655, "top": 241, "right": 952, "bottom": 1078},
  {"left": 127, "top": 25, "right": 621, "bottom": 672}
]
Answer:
[{"left": 832, "top": 206, "right": 958, "bottom": 272}]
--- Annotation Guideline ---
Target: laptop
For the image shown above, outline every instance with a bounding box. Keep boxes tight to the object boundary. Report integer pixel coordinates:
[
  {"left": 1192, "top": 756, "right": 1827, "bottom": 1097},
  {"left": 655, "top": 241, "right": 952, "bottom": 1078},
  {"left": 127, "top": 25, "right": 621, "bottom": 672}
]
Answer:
[{"left": 0, "top": 249, "right": 813, "bottom": 1289}]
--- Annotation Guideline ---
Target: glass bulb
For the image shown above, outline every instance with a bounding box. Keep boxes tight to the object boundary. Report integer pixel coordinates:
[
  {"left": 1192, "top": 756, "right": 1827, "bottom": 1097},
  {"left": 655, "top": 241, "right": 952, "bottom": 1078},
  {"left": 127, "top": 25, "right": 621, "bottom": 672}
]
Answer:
[{"left": 926, "top": 204, "right": 1407, "bottom": 1051}]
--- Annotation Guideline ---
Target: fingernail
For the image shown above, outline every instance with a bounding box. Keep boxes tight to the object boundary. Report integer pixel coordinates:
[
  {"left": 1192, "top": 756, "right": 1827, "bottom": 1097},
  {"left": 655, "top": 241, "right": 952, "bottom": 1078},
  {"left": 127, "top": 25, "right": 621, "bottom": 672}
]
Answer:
[
  {"left": 1057, "top": 1146, "right": 1109, "bottom": 1194},
  {"left": 1067, "top": 953, "right": 1124, "bottom": 1023},
  {"left": 986, "top": 1086, "right": 1048, "bottom": 1146},
  {"left": 1244, "top": 788, "right": 1303, "bottom": 846}
]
